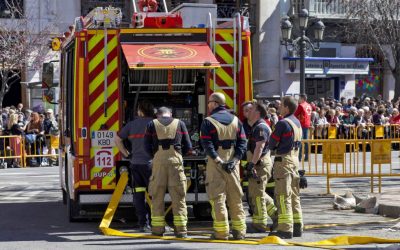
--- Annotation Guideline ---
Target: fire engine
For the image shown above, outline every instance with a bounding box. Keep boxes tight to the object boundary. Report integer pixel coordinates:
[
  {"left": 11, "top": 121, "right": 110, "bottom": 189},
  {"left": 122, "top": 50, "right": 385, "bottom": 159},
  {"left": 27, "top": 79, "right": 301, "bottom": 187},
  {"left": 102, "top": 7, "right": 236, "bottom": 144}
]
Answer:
[{"left": 57, "top": 1, "right": 253, "bottom": 221}]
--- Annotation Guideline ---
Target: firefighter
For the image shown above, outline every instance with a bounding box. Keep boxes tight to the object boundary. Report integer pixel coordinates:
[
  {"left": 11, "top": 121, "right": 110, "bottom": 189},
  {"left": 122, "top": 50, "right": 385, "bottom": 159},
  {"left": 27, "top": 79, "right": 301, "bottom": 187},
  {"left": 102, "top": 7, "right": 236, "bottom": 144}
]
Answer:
[
  {"left": 115, "top": 100, "right": 154, "bottom": 232},
  {"left": 268, "top": 96, "right": 303, "bottom": 239},
  {"left": 200, "top": 93, "right": 247, "bottom": 240},
  {"left": 245, "top": 102, "right": 277, "bottom": 233},
  {"left": 144, "top": 107, "right": 192, "bottom": 238}
]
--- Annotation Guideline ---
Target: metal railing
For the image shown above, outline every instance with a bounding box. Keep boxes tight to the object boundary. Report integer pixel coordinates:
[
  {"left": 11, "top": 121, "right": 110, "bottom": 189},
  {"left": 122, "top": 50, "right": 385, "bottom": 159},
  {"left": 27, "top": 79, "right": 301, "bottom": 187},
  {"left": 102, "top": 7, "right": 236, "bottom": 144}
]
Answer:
[
  {"left": 0, "top": 134, "right": 59, "bottom": 168},
  {"left": 309, "top": 0, "right": 347, "bottom": 18},
  {"left": 299, "top": 138, "right": 400, "bottom": 194}
]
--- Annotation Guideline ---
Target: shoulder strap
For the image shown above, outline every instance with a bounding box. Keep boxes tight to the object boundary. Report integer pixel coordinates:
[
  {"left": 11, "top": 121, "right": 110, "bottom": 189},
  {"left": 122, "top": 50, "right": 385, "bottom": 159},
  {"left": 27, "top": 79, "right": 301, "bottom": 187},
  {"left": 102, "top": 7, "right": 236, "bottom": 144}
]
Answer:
[
  {"left": 284, "top": 118, "right": 302, "bottom": 142},
  {"left": 153, "top": 118, "right": 179, "bottom": 140}
]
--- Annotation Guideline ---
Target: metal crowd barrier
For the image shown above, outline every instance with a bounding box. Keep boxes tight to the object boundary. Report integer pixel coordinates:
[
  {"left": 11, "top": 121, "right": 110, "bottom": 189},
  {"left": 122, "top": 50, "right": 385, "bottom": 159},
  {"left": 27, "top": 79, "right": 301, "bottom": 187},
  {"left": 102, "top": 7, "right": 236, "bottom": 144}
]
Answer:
[
  {"left": 0, "top": 134, "right": 59, "bottom": 168},
  {"left": 0, "top": 135, "right": 24, "bottom": 168},
  {"left": 23, "top": 134, "right": 59, "bottom": 167},
  {"left": 300, "top": 138, "right": 400, "bottom": 194}
]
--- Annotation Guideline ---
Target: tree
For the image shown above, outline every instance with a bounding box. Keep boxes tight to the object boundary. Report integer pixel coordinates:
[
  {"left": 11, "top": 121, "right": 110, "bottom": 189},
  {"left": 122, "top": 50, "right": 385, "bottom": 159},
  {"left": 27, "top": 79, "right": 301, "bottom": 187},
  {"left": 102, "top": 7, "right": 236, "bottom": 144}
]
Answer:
[
  {"left": 339, "top": 0, "right": 400, "bottom": 99},
  {"left": 0, "top": 0, "right": 53, "bottom": 109}
]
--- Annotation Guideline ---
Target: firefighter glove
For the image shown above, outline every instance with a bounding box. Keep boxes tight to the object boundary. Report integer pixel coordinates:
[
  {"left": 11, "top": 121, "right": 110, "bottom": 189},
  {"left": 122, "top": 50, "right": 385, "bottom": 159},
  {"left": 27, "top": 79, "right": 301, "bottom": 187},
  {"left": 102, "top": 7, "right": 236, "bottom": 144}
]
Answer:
[
  {"left": 300, "top": 176, "right": 307, "bottom": 189},
  {"left": 245, "top": 162, "right": 255, "bottom": 172},
  {"left": 217, "top": 161, "right": 231, "bottom": 173}
]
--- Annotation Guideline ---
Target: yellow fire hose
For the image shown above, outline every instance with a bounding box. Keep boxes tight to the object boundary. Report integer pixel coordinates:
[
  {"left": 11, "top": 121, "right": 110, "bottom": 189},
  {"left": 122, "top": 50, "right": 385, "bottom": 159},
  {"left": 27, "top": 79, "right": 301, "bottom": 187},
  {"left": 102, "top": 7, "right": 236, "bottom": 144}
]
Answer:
[{"left": 99, "top": 168, "right": 400, "bottom": 248}]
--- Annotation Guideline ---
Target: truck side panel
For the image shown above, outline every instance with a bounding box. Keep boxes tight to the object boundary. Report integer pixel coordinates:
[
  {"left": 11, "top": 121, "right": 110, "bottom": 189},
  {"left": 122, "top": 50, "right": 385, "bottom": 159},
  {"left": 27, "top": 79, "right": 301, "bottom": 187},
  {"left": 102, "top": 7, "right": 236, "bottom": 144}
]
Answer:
[{"left": 86, "top": 29, "right": 121, "bottom": 190}]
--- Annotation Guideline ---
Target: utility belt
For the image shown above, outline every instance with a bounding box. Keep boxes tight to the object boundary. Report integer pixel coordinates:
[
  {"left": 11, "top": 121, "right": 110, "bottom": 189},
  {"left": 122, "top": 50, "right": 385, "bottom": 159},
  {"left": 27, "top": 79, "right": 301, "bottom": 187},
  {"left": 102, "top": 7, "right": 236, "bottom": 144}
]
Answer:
[
  {"left": 274, "top": 141, "right": 301, "bottom": 161},
  {"left": 158, "top": 139, "right": 175, "bottom": 150},
  {"left": 216, "top": 139, "right": 236, "bottom": 150}
]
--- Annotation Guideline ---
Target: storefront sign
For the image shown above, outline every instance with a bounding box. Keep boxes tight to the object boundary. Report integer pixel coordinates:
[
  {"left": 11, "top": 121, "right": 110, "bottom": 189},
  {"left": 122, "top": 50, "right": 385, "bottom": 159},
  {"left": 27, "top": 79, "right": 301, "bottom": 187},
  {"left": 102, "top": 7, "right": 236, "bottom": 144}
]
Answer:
[{"left": 284, "top": 57, "right": 373, "bottom": 75}]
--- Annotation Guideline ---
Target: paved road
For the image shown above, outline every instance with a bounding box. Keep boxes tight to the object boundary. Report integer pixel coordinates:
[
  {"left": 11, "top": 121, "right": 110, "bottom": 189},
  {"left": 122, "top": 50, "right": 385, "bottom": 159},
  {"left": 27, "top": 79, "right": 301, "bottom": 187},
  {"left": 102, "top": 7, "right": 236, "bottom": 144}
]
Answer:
[{"left": 0, "top": 167, "right": 399, "bottom": 250}]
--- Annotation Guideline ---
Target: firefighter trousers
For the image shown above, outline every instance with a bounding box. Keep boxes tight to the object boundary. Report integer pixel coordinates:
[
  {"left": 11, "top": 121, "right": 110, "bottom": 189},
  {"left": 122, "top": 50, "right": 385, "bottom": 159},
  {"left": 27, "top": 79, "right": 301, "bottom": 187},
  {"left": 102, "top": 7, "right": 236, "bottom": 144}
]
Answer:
[
  {"left": 247, "top": 152, "right": 277, "bottom": 227},
  {"left": 273, "top": 151, "right": 303, "bottom": 233},
  {"left": 206, "top": 158, "right": 246, "bottom": 239},
  {"left": 130, "top": 163, "right": 152, "bottom": 227},
  {"left": 148, "top": 148, "right": 187, "bottom": 235}
]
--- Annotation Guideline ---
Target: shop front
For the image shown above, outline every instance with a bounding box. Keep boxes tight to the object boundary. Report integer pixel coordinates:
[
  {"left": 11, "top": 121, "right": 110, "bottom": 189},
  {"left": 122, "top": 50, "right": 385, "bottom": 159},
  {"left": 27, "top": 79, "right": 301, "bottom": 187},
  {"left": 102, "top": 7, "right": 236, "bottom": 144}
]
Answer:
[{"left": 283, "top": 57, "right": 373, "bottom": 101}]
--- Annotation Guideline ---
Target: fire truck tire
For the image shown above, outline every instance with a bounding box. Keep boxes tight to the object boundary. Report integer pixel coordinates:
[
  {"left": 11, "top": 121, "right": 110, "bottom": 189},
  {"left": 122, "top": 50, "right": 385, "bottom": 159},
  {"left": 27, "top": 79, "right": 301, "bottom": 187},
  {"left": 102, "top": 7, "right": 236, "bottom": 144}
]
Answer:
[
  {"left": 193, "top": 203, "right": 212, "bottom": 220},
  {"left": 67, "top": 192, "right": 81, "bottom": 222},
  {"left": 62, "top": 189, "right": 67, "bottom": 205}
]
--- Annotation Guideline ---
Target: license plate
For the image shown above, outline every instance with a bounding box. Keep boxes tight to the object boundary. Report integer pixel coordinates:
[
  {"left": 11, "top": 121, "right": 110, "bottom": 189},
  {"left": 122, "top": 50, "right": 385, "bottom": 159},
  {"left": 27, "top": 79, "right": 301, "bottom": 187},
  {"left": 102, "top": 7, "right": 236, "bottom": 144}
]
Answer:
[{"left": 91, "top": 130, "right": 116, "bottom": 147}]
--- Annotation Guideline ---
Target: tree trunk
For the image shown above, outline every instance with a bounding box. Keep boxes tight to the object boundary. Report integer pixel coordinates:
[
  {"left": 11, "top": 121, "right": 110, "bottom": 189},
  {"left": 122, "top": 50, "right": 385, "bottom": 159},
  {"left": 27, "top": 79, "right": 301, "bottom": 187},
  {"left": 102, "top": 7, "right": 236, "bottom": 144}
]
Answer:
[{"left": 393, "top": 67, "right": 400, "bottom": 101}]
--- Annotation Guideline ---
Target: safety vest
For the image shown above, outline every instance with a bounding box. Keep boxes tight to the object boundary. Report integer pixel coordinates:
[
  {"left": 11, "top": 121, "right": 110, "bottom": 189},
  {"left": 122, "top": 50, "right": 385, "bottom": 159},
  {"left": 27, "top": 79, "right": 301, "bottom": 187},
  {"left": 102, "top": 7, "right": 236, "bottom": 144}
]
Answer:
[
  {"left": 284, "top": 117, "right": 302, "bottom": 150},
  {"left": 153, "top": 118, "right": 179, "bottom": 151},
  {"left": 205, "top": 116, "right": 238, "bottom": 161}
]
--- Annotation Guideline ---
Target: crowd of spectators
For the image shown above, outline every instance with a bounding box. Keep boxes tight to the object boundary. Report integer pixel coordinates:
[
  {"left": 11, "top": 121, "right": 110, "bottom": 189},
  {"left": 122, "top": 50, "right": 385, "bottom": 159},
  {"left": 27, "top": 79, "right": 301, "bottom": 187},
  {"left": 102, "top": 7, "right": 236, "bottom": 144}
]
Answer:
[
  {"left": 262, "top": 95, "right": 400, "bottom": 140},
  {"left": 0, "top": 103, "right": 59, "bottom": 168}
]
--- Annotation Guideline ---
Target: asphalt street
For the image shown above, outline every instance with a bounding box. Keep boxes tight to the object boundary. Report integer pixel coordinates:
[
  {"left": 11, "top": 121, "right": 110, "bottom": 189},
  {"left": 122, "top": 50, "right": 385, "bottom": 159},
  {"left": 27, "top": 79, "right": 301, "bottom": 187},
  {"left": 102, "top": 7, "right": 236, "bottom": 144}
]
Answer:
[{"left": 0, "top": 167, "right": 399, "bottom": 250}]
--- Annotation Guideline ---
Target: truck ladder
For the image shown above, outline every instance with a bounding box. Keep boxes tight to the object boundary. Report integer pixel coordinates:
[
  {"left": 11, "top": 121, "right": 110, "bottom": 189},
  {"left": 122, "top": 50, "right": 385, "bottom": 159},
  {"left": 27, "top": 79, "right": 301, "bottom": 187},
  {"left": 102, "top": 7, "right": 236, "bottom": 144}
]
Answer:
[{"left": 209, "top": 13, "right": 242, "bottom": 112}]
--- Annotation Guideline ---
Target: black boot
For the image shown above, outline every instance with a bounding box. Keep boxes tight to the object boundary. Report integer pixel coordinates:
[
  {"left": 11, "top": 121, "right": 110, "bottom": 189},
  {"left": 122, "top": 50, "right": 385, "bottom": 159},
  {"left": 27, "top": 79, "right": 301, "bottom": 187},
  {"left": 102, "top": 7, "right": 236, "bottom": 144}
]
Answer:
[
  {"left": 232, "top": 230, "right": 246, "bottom": 240},
  {"left": 269, "top": 231, "right": 293, "bottom": 239},
  {"left": 293, "top": 223, "right": 303, "bottom": 237}
]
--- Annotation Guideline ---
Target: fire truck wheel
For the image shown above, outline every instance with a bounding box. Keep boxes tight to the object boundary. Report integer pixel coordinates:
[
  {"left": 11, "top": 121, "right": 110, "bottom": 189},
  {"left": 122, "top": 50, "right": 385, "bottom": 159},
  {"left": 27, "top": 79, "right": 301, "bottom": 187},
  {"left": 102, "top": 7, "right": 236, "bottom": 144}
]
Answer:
[
  {"left": 62, "top": 189, "right": 67, "bottom": 205},
  {"left": 67, "top": 192, "right": 81, "bottom": 222},
  {"left": 193, "top": 204, "right": 212, "bottom": 220}
]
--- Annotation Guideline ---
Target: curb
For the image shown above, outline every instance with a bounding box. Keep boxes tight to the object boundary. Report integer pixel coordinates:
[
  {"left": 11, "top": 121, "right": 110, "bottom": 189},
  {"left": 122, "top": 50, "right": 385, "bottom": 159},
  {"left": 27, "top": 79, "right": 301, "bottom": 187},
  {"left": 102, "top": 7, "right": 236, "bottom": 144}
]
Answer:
[{"left": 379, "top": 193, "right": 400, "bottom": 218}]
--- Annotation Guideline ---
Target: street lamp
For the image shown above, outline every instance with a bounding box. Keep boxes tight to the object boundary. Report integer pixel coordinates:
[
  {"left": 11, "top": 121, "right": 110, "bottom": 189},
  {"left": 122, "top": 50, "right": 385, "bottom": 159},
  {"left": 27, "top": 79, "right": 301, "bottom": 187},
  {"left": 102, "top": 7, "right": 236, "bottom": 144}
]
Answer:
[{"left": 281, "top": 8, "right": 325, "bottom": 95}]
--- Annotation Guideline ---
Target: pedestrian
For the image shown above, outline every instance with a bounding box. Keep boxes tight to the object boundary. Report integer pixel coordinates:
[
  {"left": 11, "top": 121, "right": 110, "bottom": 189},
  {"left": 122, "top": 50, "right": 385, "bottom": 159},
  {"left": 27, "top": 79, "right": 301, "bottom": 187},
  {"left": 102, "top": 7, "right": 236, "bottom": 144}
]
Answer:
[
  {"left": 25, "top": 112, "right": 44, "bottom": 166},
  {"left": 200, "top": 92, "right": 247, "bottom": 240},
  {"left": 8, "top": 113, "right": 24, "bottom": 168},
  {"left": 268, "top": 96, "right": 303, "bottom": 239},
  {"left": 294, "top": 94, "right": 312, "bottom": 161},
  {"left": 43, "top": 109, "right": 59, "bottom": 166},
  {"left": 245, "top": 102, "right": 277, "bottom": 233},
  {"left": 144, "top": 107, "right": 192, "bottom": 238},
  {"left": 115, "top": 101, "right": 154, "bottom": 232}
]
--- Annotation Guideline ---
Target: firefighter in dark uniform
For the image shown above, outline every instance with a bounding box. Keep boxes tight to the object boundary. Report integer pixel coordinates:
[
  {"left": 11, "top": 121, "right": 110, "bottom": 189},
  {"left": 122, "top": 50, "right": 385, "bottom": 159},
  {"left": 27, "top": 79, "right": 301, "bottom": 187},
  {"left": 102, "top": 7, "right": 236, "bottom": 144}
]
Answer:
[
  {"left": 144, "top": 107, "right": 192, "bottom": 238},
  {"left": 200, "top": 93, "right": 247, "bottom": 240},
  {"left": 245, "top": 102, "right": 277, "bottom": 233},
  {"left": 268, "top": 96, "right": 303, "bottom": 239},
  {"left": 115, "top": 101, "right": 154, "bottom": 232}
]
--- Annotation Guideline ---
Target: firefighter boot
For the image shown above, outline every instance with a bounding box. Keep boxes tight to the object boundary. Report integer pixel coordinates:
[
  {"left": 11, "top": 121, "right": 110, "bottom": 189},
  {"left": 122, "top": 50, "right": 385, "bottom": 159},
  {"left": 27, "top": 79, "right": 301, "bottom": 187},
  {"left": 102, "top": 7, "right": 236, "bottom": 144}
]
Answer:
[
  {"left": 293, "top": 223, "right": 303, "bottom": 237},
  {"left": 232, "top": 229, "right": 246, "bottom": 240},
  {"left": 251, "top": 223, "right": 269, "bottom": 233},
  {"left": 269, "top": 231, "right": 293, "bottom": 239}
]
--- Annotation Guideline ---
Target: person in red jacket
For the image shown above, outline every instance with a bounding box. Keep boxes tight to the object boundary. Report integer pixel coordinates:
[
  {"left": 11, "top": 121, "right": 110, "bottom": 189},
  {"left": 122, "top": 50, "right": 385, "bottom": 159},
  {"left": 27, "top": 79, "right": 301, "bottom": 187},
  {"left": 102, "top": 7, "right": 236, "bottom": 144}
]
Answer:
[{"left": 294, "top": 94, "right": 312, "bottom": 161}]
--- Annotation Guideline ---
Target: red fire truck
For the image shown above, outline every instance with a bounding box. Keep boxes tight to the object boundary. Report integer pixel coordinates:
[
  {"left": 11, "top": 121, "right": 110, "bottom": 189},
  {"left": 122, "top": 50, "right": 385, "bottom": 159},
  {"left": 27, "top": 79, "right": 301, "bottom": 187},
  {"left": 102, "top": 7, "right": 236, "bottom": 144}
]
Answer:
[{"left": 57, "top": 2, "right": 253, "bottom": 221}]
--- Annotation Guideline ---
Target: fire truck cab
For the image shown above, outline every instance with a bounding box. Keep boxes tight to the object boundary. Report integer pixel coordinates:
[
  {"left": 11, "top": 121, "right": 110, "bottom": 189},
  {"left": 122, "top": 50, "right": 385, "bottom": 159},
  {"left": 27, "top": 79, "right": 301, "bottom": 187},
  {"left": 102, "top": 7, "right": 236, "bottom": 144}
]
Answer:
[{"left": 58, "top": 2, "right": 253, "bottom": 221}]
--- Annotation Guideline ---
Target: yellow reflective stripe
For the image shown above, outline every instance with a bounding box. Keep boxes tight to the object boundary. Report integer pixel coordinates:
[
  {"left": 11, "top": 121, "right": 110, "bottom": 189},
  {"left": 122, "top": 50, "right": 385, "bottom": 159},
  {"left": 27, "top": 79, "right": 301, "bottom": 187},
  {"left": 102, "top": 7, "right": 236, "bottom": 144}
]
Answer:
[
  {"left": 293, "top": 213, "right": 303, "bottom": 223},
  {"left": 231, "top": 219, "right": 246, "bottom": 230},
  {"left": 280, "top": 195, "right": 286, "bottom": 215},
  {"left": 89, "top": 35, "right": 118, "bottom": 73},
  {"left": 267, "top": 203, "right": 277, "bottom": 217},
  {"left": 216, "top": 67, "right": 234, "bottom": 86},
  {"left": 215, "top": 43, "right": 234, "bottom": 64},
  {"left": 266, "top": 182, "right": 275, "bottom": 188},
  {"left": 89, "top": 56, "right": 118, "bottom": 95},
  {"left": 241, "top": 160, "right": 247, "bottom": 167},
  {"left": 242, "top": 181, "right": 249, "bottom": 187},
  {"left": 135, "top": 187, "right": 146, "bottom": 192},
  {"left": 88, "top": 33, "right": 104, "bottom": 52}
]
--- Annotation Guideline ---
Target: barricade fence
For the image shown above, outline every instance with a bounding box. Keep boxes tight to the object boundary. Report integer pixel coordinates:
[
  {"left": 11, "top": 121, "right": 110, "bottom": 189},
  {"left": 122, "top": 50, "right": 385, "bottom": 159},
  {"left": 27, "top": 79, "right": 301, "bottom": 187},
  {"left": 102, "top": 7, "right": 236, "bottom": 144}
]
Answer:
[
  {"left": 0, "top": 134, "right": 59, "bottom": 168},
  {"left": 300, "top": 138, "right": 400, "bottom": 194},
  {"left": 307, "top": 124, "right": 400, "bottom": 141}
]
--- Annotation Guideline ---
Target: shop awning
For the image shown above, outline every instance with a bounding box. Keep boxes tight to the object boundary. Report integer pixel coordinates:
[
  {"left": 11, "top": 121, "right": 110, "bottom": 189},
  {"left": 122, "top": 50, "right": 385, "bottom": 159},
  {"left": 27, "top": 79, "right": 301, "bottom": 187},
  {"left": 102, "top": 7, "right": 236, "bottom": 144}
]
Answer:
[{"left": 121, "top": 43, "right": 220, "bottom": 69}]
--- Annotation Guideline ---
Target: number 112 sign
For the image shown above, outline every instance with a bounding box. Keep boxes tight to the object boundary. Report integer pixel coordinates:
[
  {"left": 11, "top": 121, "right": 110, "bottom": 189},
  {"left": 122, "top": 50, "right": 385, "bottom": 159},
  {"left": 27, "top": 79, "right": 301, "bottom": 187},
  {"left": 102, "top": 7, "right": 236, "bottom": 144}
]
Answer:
[{"left": 94, "top": 148, "right": 114, "bottom": 168}]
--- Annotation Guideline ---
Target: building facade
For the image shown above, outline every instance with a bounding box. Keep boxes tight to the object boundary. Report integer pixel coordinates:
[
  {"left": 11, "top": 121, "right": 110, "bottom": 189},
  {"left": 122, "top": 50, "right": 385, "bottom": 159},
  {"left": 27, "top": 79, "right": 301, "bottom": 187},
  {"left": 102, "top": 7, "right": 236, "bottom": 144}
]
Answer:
[
  {"left": 254, "top": 0, "right": 395, "bottom": 101},
  {"left": 0, "top": 0, "right": 80, "bottom": 111}
]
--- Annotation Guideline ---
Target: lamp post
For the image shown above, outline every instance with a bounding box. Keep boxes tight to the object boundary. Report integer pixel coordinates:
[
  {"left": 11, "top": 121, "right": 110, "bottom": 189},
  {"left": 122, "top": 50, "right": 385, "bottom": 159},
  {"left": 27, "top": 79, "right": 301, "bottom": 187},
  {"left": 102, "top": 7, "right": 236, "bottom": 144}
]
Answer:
[{"left": 281, "top": 8, "right": 325, "bottom": 95}]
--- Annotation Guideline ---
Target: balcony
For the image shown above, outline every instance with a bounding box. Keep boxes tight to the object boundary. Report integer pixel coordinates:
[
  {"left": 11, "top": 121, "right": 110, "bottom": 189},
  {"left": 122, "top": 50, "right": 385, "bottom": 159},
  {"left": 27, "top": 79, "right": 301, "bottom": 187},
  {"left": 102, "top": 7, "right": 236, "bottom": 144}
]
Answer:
[{"left": 291, "top": 0, "right": 347, "bottom": 19}]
